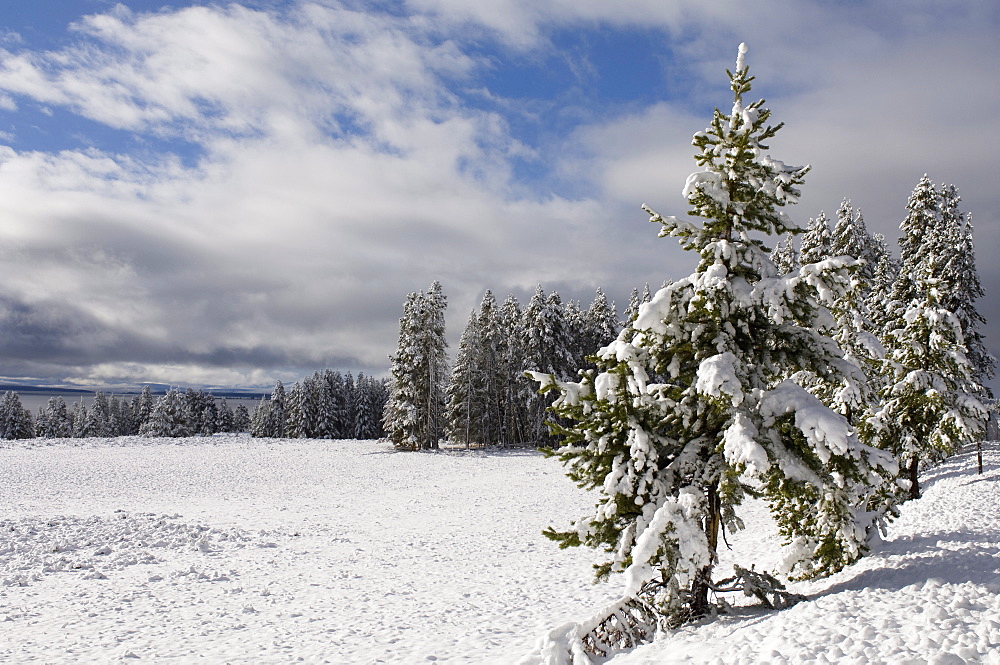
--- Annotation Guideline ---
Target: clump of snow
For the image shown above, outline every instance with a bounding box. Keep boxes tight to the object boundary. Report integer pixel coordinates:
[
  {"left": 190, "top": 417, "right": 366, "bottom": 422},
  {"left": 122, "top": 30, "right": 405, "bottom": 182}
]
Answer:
[
  {"left": 722, "top": 412, "right": 768, "bottom": 476},
  {"left": 624, "top": 487, "right": 710, "bottom": 596}
]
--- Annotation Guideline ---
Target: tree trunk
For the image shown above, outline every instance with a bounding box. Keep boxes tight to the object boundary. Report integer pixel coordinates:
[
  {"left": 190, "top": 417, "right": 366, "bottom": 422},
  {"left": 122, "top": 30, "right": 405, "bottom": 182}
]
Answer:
[
  {"left": 908, "top": 457, "right": 920, "bottom": 500},
  {"left": 978, "top": 439, "right": 983, "bottom": 475},
  {"left": 690, "top": 483, "right": 721, "bottom": 618}
]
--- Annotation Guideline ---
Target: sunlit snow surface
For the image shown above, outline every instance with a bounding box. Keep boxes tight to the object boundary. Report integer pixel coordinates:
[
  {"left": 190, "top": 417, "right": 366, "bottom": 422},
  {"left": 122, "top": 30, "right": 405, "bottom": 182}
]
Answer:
[
  {"left": 2, "top": 437, "right": 999, "bottom": 663},
  {"left": 0, "top": 436, "right": 618, "bottom": 663}
]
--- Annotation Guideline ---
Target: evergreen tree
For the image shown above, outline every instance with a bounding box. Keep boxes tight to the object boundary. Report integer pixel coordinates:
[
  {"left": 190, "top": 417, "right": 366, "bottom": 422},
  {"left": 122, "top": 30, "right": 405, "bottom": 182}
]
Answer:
[
  {"left": 805, "top": 198, "right": 885, "bottom": 420},
  {"left": 284, "top": 381, "right": 308, "bottom": 438},
  {"left": 798, "top": 211, "right": 833, "bottom": 265},
  {"left": 523, "top": 287, "right": 575, "bottom": 444},
  {"left": 357, "top": 375, "right": 388, "bottom": 439},
  {"left": 141, "top": 389, "right": 190, "bottom": 437},
  {"left": 586, "top": 288, "right": 620, "bottom": 357},
  {"left": 0, "top": 391, "right": 33, "bottom": 439},
  {"left": 249, "top": 398, "right": 272, "bottom": 437},
  {"left": 71, "top": 398, "right": 88, "bottom": 437},
  {"left": 383, "top": 282, "right": 449, "bottom": 449},
  {"left": 353, "top": 373, "right": 375, "bottom": 439},
  {"left": 532, "top": 44, "right": 897, "bottom": 625},
  {"left": 446, "top": 309, "right": 483, "bottom": 447},
  {"left": 771, "top": 232, "right": 798, "bottom": 274},
  {"left": 866, "top": 232, "right": 900, "bottom": 332},
  {"left": 34, "top": 405, "right": 48, "bottom": 438},
  {"left": 563, "top": 298, "right": 589, "bottom": 372},
  {"left": 623, "top": 288, "right": 641, "bottom": 326},
  {"left": 890, "top": 175, "right": 944, "bottom": 307},
  {"left": 937, "top": 183, "right": 995, "bottom": 391},
  {"left": 314, "top": 371, "right": 337, "bottom": 438},
  {"left": 40, "top": 396, "right": 72, "bottom": 438},
  {"left": 183, "top": 389, "right": 217, "bottom": 436},
  {"left": 343, "top": 372, "right": 358, "bottom": 438},
  {"left": 832, "top": 200, "right": 882, "bottom": 283},
  {"left": 85, "top": 391, "right": 111, "bottom": 438},
  {"left": 217, "top": 397, "right": 235, "bottom": 432},
  {"left": 267, "top": 381, "right": 287, "bottom": 438},
  {"left": 233, "top": 403, "right": 251, "bottom": 432},
  {"left": 131, "top": 386, "right": 154, "bottom": 434},
  {"left": 866, "top": 265, "right": 986, "bottom": 499},
  {"left": 323, "top": 370, "right": 349, "bottom": 438},
  {"left": 498, "top": 293, "right": 528, "bottom": 447},
  {"left": 444, "top": 291, "right": 506, "bottom": 447}
]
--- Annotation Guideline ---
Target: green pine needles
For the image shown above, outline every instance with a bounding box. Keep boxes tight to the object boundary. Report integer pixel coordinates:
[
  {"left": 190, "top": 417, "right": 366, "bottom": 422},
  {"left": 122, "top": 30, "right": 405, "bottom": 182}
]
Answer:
[{"left": 531, "top": 43, "right": 899, "bottom": 627}]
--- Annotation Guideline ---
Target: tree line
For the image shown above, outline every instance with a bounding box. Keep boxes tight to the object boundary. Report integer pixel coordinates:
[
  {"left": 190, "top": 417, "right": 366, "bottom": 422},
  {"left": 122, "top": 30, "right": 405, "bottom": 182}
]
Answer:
[
  {"left": 0, "top": 369, "right": 390, "bottom": 442},
  {"left": 0, "top": 386, "right": 252, "bottom": 439},
  {"left": 382, "top": 281, "right": 626, "bottom": 450},
  {"left": 248, "top": 370, "right": 388, "bottom": 440}
]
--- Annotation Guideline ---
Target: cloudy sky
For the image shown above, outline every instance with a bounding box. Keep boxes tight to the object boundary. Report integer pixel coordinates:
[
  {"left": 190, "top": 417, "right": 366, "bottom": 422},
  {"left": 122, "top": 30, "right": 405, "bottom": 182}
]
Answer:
[{"left": 0, "top": 0, "right": 997, "bottom": 391}]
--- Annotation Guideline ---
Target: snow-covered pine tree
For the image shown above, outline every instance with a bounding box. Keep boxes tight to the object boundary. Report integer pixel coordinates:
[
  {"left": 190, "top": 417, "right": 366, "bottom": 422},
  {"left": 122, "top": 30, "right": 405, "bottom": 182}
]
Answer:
[
  {"left": 249, "top": 398, "right": 273, "bottom": 437},
  {"left": 866, "top": 232, "right": 899, "bottom": 333},
  {"left": 285, "top": 381, "right": 308, "bottom": 438},
  {"left": 42, "top": 396, "right": 72, "bottom": 438},
  {"left": 353, "top": 372, "right": 374, "bottom": 439},
  {"left": 623, "top": 288, "right": 641, "bottom": 327},
  {"left": 623, "top": 284, "right": 654, "bottom": 327},
  {"left": 798, "top": 211, "right": 833, "bottom": 265},
  {"left": 330, "top": 371, "right": 353, "bottom": 437},
  {"left": 937, "top": 183, "right": 995, "bottom": 392},
  {"left": 360, "top": 375, "right": 388, "bottom": 439},
  {"left": 804, "top": 198, "right": 885, "bottom": 421},
  {"left": 186, "top": 389, "right": 218, "bottom": 436},
  {"left": 563, "top": 299, "right": 589, "bottom": 373},
  {"left": 0, "top": 391, "right": 33, "bottom": 439},
  {"left": 523, "top": 287, "right": 576, "bottom": 444},
  {"left": 217, "top": 397, "right": 235, "bottom": 432},
  {"left": 383, "top": 291, "right": 422, "bottom": 448},
  {"left": 84, "top": 391, "right": 112, "bottom": 437},
  {"left": 891, "top": 176, "right": 943, "bottom": 308},
  {"left": 866, "top": 264, "right": 986, "bottom": 499},
  {"left": 343, "top": 372, "right": 358, "bottom": 438},
  {"left": 141, "top": 389, "right": 191, "bottom": 437},
  {"left": 446, "top": 309, "right": 483, "bottom": 448},
  {"left": 233, "top": 403, "right": 251, "bottom": 433},
  {"left": 498, "top": 293, "right": 528, "bottom": 447},
  {"left": 586, "top": 288, "right": 620, "bottom": 360},
  {"left": 383, "top": 282, "right": 449, "bottom": 449},
  {"left": 34, "top": 405, "right": 48, "bottom": 438},
  {"left": 133, "top": 385, "right": 154, "bottom": 433},
  {"left": 532, "top": 43, "right": 897, "bottom": 627},
  {"left": 267, "top": 381, "right": 287, "bottom": 438},
  {"left": 71, "top": 398, "right": 87, "bottom": 437},
  {"left": 770, "top": 232, "right": 798, "bottom": 274}
]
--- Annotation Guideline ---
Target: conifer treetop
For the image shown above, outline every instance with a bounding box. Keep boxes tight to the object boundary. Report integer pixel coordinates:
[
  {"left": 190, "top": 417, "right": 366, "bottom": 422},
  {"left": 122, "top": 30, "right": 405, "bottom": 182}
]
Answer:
[{"left": 645, "top": 43, "right": 810, "bottom": 268}]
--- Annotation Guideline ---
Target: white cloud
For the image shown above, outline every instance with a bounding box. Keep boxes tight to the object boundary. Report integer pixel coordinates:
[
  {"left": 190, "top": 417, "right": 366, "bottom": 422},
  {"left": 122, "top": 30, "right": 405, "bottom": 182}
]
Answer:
[{"left": 0, "top": 0, "right": 997, "bottom": 389}]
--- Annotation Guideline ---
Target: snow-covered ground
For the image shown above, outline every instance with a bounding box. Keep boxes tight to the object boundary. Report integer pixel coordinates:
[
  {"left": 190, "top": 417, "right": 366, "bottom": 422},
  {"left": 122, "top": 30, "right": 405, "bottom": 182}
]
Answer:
[
  {"left": 0, "top": 436, "right": 618, "bottom": 663},
  {"left": 1, "top": 436, "right": 998, "bottom": 663}
]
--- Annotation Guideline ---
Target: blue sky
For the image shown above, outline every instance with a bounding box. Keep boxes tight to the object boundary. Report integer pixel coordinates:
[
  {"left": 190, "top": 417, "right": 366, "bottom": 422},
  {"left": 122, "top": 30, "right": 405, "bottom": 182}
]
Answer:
[{"left": 0, "top": 0, "right": 997, "bottom": 390}]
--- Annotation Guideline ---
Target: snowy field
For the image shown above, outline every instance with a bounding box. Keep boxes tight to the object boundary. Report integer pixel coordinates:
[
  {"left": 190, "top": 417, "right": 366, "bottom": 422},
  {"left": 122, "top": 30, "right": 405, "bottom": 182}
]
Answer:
[
  {"left": 1, "top": 436, "right": 999, "bottom": 664},
  {"left": 0, "top": 436, "right": 618, "bottom": 663}
]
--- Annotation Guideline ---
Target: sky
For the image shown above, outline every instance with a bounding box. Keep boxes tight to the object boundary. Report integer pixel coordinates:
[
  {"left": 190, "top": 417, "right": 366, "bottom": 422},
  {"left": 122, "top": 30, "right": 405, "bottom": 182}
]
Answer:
[{"left": 0, "top": 0, "right": 997, "bottom": 391}]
